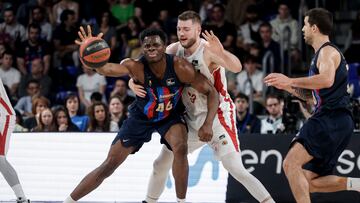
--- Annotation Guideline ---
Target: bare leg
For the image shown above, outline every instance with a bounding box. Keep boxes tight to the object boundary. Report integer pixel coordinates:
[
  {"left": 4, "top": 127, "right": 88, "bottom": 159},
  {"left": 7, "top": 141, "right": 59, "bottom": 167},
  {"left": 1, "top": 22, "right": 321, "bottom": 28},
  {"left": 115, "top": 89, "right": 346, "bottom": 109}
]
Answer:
[
  {"left": 303, "top": 170, "right": 347, "bottom": 192},
  {"left": 283, "top": 143, "right": 313, "bottom": 203},
  {"left": 70, "top": 141, "right": 134, "bottom": 200},
  {"left": 163, "top": 123, "right": 188, "bottom": 199}
]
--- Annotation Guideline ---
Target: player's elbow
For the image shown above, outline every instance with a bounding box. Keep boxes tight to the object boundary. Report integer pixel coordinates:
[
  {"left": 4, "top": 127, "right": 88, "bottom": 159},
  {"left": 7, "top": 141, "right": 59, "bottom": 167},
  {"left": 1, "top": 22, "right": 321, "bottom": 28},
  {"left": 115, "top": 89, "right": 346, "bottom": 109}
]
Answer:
[{"left": 322, "top": 78, "right": 334, "bottom": 88}]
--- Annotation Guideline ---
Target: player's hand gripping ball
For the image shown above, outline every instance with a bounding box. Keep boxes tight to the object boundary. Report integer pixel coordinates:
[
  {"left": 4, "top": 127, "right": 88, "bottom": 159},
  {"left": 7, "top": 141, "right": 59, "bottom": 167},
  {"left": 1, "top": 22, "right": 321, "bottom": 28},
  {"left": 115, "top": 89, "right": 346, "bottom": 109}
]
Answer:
[{"left": 79, "top": 37, "right": 111, "bottom": 68}]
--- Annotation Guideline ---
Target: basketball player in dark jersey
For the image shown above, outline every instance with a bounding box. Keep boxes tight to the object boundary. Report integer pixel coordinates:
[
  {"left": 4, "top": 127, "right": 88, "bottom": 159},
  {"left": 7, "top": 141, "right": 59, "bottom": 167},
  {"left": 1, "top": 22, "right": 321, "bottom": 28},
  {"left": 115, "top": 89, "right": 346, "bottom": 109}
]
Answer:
[
  {"left": 264, "top": 8, "right": 359, "bottom": 203},
  {"left": 63, "top": 26, "right": 219, "bottom": 203}
]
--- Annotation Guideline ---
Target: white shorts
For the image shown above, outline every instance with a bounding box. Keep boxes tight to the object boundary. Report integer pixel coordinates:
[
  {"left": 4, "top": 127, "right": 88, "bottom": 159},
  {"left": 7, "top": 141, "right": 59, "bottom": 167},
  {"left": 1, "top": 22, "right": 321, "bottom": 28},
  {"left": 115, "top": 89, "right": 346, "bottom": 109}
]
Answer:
[
  {"left": 186, "top": 108, "right": 240, "bottom": 160},
  {"left": 0, "top": 116, "right": 15, "bottom": 156}
]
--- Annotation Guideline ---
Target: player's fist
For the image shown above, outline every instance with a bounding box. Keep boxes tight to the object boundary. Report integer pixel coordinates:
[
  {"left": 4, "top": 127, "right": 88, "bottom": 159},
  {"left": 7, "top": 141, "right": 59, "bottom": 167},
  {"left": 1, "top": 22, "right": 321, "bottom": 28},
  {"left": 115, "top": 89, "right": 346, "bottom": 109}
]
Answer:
[{"left": 198, "top": 123, "right": 213, "bottom": 142}]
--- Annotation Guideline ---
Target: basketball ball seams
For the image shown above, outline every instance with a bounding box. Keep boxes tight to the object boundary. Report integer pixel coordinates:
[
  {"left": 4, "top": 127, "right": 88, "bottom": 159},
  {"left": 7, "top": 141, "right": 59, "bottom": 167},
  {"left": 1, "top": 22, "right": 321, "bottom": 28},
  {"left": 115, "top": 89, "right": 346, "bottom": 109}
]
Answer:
[{"left": 79, "top": 36, "right": 111, "bottom": 68}]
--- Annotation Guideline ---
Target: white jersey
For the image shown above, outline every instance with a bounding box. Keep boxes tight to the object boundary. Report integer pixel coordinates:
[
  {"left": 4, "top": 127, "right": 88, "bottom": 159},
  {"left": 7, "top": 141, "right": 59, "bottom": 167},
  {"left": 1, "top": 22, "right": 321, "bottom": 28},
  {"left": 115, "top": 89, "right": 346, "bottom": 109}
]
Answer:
[
  {"left": 0, "top": 78, "right": 16, "bottom": 155},
  {"left": 175, "top": 39, "right": 239, "bottom": 158}
]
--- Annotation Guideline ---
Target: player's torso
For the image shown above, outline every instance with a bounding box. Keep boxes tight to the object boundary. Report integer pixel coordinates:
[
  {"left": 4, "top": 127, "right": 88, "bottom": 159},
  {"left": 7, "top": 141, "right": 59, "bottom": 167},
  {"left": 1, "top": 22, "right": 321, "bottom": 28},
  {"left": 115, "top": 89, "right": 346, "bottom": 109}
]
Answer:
[
  {"left": 175, "top": 40, "right": 234, "bottom": 129},
  {"left": 309, "top": 42, "right": 350, "bottom": 113},
  {"left": 133, "top": 54, "right": 184, "bottom": 122}
]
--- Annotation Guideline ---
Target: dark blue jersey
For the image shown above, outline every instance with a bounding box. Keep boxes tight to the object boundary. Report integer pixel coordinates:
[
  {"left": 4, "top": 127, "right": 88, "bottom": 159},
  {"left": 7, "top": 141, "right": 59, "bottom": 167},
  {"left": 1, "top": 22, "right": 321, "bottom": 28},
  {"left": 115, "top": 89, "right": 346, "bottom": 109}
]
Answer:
[
  {"left": 309, "top": 42, "right": 351, "bottom": 113},
  {"left": 133, "top": 54, "right": 184, "bottom": 122}
]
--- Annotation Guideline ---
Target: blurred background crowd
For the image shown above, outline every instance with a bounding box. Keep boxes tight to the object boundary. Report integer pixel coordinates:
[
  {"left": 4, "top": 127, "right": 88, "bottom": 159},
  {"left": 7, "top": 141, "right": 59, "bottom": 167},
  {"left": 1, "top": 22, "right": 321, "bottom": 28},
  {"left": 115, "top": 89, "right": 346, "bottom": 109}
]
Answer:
[{"left": 0, "top": 0, "right": 359, "bottom": 134}]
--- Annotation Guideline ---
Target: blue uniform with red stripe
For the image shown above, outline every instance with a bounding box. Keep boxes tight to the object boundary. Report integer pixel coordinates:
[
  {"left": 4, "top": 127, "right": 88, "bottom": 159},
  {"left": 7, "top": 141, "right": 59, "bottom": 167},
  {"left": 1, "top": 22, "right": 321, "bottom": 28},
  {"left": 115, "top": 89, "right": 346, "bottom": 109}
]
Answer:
[
  {"left": 112, "top": 54, "right": 186, "bottom": 153},
  {"left": 292, "top": 42, "right": 354, "bottom": 175}
]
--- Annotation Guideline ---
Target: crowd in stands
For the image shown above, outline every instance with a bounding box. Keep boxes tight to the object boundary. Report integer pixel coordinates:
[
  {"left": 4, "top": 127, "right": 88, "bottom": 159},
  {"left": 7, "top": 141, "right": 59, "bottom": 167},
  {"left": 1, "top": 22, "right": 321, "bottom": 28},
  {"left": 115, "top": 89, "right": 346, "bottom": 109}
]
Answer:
[{"left": 0, "top": 0, "right": 359, "bottom": 133}]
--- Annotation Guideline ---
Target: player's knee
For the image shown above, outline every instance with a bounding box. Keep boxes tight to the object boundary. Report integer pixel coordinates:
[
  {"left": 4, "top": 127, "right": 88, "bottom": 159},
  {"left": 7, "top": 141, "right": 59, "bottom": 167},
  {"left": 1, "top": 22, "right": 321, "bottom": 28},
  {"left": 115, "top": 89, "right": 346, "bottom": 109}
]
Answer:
[
  {"left": 282, "top": 156, "right": 298, "bottom": 174},
  {"left": 101, "top": 156, "right": 120, "bottom": 177},
  {"left": 171, "top": 142, "right": 188, "bottom": 158}
]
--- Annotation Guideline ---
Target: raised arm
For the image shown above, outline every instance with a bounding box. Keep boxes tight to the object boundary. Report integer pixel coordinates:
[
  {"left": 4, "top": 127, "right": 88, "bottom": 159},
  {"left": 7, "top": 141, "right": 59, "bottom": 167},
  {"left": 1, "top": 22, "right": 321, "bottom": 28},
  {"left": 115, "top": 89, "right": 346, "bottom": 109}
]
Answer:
[
  {"left": 175, "top": 57, "right": 219, "bottom": 142},
  {"left": 202, "top": 30, "right": 242, "bottom": 73}
]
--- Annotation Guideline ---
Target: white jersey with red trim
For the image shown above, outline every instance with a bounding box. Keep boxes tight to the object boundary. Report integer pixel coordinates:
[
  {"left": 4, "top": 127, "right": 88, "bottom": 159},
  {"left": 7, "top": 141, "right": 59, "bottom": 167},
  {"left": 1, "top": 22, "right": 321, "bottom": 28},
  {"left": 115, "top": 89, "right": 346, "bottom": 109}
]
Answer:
[
  {"left": 175, "top": 39, "right": 239, "bottom": 158},
  {"left": 0, "top": 78, "right": 16, "bottom": 155}
]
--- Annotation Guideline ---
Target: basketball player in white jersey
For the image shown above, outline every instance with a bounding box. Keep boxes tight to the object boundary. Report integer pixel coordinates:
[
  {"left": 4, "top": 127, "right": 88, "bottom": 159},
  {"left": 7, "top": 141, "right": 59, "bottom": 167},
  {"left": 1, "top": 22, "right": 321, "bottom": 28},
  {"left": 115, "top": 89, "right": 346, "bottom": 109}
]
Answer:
[
  {"left": 130, "top": 11, "right": 275, "bottom": 203},
  {"left": 0, "top": 78, "right": 30, "bottom": 203}
]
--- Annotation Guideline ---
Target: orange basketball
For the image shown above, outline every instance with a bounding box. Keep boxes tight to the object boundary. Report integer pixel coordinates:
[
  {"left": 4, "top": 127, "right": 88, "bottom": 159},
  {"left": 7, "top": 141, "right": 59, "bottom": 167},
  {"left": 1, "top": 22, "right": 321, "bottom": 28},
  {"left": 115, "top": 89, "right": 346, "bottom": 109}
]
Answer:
[{"left": 80, "top": 37, "right": 111, "bottom": 68}]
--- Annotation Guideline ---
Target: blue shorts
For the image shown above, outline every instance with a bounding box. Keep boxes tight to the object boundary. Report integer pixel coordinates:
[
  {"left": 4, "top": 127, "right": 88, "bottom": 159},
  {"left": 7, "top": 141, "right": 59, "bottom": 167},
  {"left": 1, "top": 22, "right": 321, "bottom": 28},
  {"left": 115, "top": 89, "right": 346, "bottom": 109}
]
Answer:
[
  {"left": 291, "top": 109, "right": 354, "bottom": 176},
  {"left": 112, "top": 105, "right": 186, "bottom": 154}
]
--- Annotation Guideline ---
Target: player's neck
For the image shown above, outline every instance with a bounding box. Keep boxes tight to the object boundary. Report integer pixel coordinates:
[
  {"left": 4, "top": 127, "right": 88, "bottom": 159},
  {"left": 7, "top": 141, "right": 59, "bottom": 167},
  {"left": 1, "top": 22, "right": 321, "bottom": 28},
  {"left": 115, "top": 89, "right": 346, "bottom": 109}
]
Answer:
[
  {"left": 312, "top": 35, "right": 330, "bottom": 52},
  {"left": 184, "top": 39, "right": 200, "bottom": 57},
  {"left": 149, "top": 56, "right": 166, "bottom": 79}
]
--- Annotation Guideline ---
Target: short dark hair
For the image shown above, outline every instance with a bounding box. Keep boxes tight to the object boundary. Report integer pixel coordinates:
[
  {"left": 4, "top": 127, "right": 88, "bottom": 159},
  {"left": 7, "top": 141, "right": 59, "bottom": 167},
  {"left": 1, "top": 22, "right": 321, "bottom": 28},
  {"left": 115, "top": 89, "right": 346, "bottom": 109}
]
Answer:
[
  {"left": 266, "top": 93, "right": 281, "bottom": 103},
  {"left": 2, "top": 50, "right": 13, "bottom": 58},
  {"left": 244, "top": 55, "right": 258, "bottom": 64},
  {"left": 60, "top": 9, "right": 75, "bottom": 23},
  {"left": 178, "top": 10, "right": 201, "bottom": 24},
  {"left": 305, "top": 8, "right": 333, "bottom": 35},
  {"left": 235, "top": 92, "right": 249, "bottom": 103},
  {"left": 259, "top": 22, "right": 272, "bottom": 31},
  {"left": 28, "top": 23, "right": 41, "bottom": 33},
  {"left": 90, "top": 92, "right": 103, "bottom": 102},
  {"left": 139, "top": 28, "right": 167, "bottom": 44}
]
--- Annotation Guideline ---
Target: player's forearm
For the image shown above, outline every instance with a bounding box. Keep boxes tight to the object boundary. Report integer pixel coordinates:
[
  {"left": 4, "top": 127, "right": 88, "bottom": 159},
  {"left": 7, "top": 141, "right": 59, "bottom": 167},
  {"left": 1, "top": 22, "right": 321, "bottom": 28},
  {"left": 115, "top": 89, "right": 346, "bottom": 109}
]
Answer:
[
  {"left": 95, "top": 63, "right": 129, "bottom": 77},
  {"left": 291, "top": 74, "right": 333, "bottom": 90},
  {"left": 204, "top": 86, "right": 219, "bottom": 126},
  {"left": 286, "top": 87, "right": 313, "bottom": 103},
  {"left": 216, "top": 51, "right": 242, "bottom": 73}
]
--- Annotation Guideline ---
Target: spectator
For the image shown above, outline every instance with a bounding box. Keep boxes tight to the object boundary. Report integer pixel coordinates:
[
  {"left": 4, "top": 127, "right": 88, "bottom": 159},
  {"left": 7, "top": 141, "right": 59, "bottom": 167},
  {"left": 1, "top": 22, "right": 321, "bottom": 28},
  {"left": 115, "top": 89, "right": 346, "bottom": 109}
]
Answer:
[
  {"left": 0, "top": 1, "right": 12, "bottom": 23},
  {"left": 0, "top": 7, "right": 26, "bottom": 49},
  {"left": 111, "top": 0, "right": 134, "bottom": 26},
  {"left": 30, "top": 6, "right": 53, "bottom": 42},
  {"left": 94, "top": 10, "right": 117, "bottom": 55},
  {"left": 0, "top": 50, "right": 20, "bottom": 98},
  {"left": 270, "top": 2, "right": 299, "bottom": 51},
  {"left": 90, "top": 92, "right": 103, "bottom": 104},
  {"left": 17, "top": 23, "right": 51, "bottom": 75},
  {"left": 225, "top": 0, "right": 255, "bottom": 28},
  {"left": 64, "top": 93, "right": 89, "bottom": 132},
  {"left": 13, "top": 109, "right": 28, "bottom": 132},
  {"left": 87, "top": 101, "right": 118, "bottom": 132},
  {"left": 108, "top": 95, "right": 127, "bottom": 129},
  {"left": 53, "top": 9, "right": 78, "bottom": 68},
  {"left": 53, "top": 106, "right": 80, "bottom": 132},
  {"left": 261, "top": 93, "right": 284, "bottom": 134},
  {"left": 110, "top": 78, "right": 135, "bottom": 107},
  {"left": 234, "top": 93, "right": 261, "bottom": 134},
  {"left": 18, "top": 58, "right": 52, "bottom": 98},
  {"left": 23, "top": 96, "right": 50, "bottom": 130},
  {"left": 32, "top": 107, "right": 56, "bottom": 132},
  {"left": 52, "top": 0, "right": 79, "bottom": 25},
  {"left": 237, "top": 4, "right": 263, "bottom": 46},
  {"left": 76, "top": 65, "right": 106, "bottom": 108},
  {"left": 259, "top": 22, "right": 281, "bottom": 73},
  {"left": 15, "top": 79, "right": 41, "bottom": 117},
  {"left": 119, "top": 17, "right": 142, "bottom": 59},
  {"left": 202, "top": 3, "right": 237, "bottom": 51},
  {"left": 236, "top": 55, "right": 264, "bottom": 101}
]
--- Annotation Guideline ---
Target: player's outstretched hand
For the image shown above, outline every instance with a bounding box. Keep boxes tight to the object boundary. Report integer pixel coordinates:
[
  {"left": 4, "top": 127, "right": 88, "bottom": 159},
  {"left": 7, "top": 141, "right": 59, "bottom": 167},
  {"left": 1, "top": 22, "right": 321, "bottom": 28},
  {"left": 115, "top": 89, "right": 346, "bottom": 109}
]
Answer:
[
  {"left": 264, "top": 73, "right": 292, "bottom": 90},
  {"left": 129, "top": 78, "right": 147, "bottom": 98},
  {"left": 75, "top": 25, "right": 104, "bottom": 45},
  {"left": 202, "top": 30, "right": 224, "bottom": 55},
  {"left": 198, "top": 123, "right": 213, "bottom": 142}
]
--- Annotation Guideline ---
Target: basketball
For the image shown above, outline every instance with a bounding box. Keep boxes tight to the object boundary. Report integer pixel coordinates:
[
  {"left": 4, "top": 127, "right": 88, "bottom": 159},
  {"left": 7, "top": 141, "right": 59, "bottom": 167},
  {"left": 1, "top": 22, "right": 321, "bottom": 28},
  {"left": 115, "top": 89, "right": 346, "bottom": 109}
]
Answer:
[{"left": 80, "top": 37, "right": 111, "bottom": 68}]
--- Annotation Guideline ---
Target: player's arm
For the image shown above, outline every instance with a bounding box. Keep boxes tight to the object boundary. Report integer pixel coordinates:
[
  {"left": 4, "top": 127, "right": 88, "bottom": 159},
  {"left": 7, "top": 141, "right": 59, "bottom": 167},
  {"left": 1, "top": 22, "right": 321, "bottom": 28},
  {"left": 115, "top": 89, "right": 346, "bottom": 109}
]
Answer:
[
  {"left": 166, "top": 42, "right": 179, "bottom": 55},
  {"left": 202, "top": 30, "right": 242, "bottom": 73},
  {"left": 175, "top": 57, "right": 219, "bottom": 141},
  {"left": 291, "top": 46, "right": 339, "bottom": 89}
]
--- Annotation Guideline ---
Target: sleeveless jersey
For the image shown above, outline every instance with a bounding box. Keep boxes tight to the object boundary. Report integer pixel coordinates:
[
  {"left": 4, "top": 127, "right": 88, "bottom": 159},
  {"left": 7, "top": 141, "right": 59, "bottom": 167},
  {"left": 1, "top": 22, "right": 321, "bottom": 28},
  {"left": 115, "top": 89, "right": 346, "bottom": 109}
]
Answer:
[
  {"left": 134, "top": 54, "right": 184, "bottom": 122},
  {"left": 176, "top": 39, "right": 235, "bottom": 128},
  {"left": 310, "top": 42, "right": 351, "bottom": 113},
  {"left": 0, "top": 78, "right": 15, "bottom": 118}
]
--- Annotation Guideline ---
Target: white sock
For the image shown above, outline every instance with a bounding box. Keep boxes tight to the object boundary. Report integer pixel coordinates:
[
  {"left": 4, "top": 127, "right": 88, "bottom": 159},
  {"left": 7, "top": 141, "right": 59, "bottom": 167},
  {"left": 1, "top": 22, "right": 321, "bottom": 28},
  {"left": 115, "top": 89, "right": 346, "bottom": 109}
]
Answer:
[
  {"left": 177, "top": 197, "right": 185, "bottom": 203},
  {"left": 64, "top": 196, "right": 76, "bottom": 203},
  {"left": 144, "top": 196, "right": 157, "bottom": 203},
  {"left": 347, "top": 177, "right": 360, "bottom": 191},
  {"left": 12, "top": 184, "right": 26, "bottom": 199}
]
